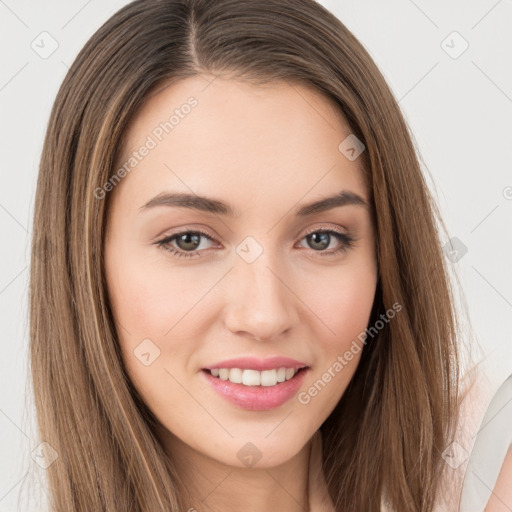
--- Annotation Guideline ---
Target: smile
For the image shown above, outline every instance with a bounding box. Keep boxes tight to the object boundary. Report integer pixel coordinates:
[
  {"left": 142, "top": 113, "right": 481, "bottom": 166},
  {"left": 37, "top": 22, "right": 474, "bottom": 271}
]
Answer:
[{"left": 208, "top": 367, "right": 300, "bottom": 387}]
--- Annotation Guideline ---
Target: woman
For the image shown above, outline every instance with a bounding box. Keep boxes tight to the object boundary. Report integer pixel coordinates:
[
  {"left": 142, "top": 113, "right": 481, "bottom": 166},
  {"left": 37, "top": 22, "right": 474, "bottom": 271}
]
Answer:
[{"left": 29, "top": 0, "right": 511, "bottom": 510}]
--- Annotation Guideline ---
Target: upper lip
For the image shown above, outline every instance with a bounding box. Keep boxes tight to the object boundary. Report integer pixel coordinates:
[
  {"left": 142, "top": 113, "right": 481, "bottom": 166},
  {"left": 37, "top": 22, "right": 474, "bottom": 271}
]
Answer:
[{"left": 203, "top": 356, "right": 309, "bottom": 371}]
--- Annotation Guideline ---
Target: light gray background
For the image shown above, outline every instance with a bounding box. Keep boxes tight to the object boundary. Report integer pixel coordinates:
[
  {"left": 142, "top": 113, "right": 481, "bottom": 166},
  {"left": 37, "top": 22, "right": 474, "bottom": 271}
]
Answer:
[{"left": 1, "top": 1, "right": 511, "bottom": 510}]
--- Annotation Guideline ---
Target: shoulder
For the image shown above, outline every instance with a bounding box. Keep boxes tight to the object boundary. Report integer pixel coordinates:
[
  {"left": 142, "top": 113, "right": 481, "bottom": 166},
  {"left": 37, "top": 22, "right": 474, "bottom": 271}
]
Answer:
[
  {"left": 483, "top": 445, "right": 512, "bottom": 512},
  {"left": 382, "top": 368, "right": 511, "bottom": 512},
  {"left": 432, "top": 365, "right": 490, "bottom": 510},
  {"left": 460, "top": 372, "right": 512, "bottom": 512},
  {"left": 433, "top": 366, "right": 507, "bottom": 511}
]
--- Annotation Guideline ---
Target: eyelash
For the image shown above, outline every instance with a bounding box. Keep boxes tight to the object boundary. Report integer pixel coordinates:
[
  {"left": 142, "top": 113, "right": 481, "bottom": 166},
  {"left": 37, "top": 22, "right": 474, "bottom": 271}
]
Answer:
[{"left": 154, "top": 227, "right": 356, "bottom": 259}]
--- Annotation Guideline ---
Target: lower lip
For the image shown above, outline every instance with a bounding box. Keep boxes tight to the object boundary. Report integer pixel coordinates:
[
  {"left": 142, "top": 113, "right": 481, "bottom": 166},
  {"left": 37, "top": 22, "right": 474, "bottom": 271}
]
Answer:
[{"left": 201, "top": 368, "right": 309, "bottom": 411}]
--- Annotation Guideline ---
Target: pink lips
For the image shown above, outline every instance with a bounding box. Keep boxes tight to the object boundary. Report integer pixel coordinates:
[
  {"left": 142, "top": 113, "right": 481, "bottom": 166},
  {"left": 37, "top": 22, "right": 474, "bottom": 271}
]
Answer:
[{"left": 201, "top": 356, "right": 310, "bottom": 411}]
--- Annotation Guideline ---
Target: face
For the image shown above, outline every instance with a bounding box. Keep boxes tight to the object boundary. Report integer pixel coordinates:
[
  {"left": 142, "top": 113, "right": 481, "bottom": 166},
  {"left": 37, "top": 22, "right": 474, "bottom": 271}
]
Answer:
[{"left": 104, "top": 75, "right": 377, "bottom": 470}]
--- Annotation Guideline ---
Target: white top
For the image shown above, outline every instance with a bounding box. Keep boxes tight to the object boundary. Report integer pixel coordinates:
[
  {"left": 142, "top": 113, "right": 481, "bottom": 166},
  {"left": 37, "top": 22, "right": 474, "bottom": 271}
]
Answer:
[
  {"left": 307, "top": 371, "right": 512, "bottom": 511},
  {"left": 459, "top": 372, "right": 512, "bottom": 512}
]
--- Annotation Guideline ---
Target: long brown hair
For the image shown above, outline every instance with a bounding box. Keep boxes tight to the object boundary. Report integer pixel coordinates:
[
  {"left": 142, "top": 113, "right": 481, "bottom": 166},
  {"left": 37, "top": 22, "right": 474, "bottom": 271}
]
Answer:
[{"left": 29, "top": 1, "right": 462, "bottom": 510}]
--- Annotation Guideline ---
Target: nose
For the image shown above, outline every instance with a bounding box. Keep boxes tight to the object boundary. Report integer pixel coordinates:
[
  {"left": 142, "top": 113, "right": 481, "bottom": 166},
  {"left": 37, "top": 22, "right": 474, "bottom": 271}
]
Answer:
[{"left": 222, "top": 251, "right": 298, "bottom": 341}]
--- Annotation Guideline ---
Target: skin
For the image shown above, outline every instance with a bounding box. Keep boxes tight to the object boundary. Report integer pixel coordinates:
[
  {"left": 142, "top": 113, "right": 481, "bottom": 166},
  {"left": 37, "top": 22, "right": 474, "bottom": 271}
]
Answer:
[{"left": 104, "top": 75, "right": 378, "bottom": 511}]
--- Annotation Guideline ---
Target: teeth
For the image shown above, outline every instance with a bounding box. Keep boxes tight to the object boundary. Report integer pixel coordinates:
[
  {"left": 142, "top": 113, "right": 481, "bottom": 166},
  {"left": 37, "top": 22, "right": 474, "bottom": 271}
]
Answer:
[
  {"left": 229, "top": 368, "right": 243, "bottom": 384},
  {"left": 261, "top": 370, "right": 277, "bottom": 387},
  {"left": 242, "top": 369, "right": 261, "bottom": 386},
  {"left": 208, "top": 367, "right": 301, "bottom": 386},
  {"left": 285, "top": 368, "right": 295, "bottom": 380}
]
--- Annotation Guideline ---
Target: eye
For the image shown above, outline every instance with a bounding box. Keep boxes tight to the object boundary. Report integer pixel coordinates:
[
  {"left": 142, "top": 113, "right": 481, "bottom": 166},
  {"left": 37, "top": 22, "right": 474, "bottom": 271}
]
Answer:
[
  {"left": 297, "top": 228, "right": 355, "bottom": 256},
  {"left": 155, "top": 229, "right": 216, "bottom": 259}
]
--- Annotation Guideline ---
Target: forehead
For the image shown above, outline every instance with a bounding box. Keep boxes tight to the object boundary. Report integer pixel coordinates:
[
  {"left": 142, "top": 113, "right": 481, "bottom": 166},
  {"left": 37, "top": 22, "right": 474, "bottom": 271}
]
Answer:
[{"left": 113, "top": 75, "right": 368, "bottom": 211}]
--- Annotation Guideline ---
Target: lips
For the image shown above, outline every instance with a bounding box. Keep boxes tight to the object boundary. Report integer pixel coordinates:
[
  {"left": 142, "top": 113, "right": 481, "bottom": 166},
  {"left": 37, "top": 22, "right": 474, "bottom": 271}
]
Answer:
[{"left": 201, "top": 356, "right": 310, "bottom": 411}]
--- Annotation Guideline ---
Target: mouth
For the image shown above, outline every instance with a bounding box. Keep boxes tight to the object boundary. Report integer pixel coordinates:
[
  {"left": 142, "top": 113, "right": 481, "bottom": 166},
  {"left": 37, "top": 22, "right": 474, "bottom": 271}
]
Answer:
[{"left": 201, "top": 366, "right": 310, "bottom": 411}]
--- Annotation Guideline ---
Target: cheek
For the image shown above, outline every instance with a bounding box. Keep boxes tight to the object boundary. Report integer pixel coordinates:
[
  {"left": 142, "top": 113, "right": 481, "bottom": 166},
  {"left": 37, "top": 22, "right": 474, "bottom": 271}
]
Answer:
[
  {"left": 326, "top": 274, "right": 376, "bottom": 337},
  {"left": 303, "top": 258, "right": 377, "bottom": 395},
  {"left": 309, "top": 256, "right": 377, "bottom": 339},
  {"left": 105, "top": 245, "right": 176, "bottom": 380},
  {"left": 105, "top": 248, "right": 217, "bottom": 395},
  {"left": 107, "top": 249, "right": 203, "bottom": 339},
  {"left": 105, "top": 255, "right": 199, "bottom": 413}
]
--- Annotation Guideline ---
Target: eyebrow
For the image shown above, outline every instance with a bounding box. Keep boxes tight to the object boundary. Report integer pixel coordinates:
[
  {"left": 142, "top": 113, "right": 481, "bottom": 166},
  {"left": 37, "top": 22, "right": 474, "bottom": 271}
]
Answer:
[{"left": 140, "top": 190, "right": 368, "bottom": 216}]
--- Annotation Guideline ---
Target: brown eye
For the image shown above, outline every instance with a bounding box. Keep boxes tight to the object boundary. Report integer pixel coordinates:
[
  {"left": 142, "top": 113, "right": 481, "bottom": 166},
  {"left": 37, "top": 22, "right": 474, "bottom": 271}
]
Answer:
[{"left": 175, "top": 232, "right": 201, "bottom": 251}]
